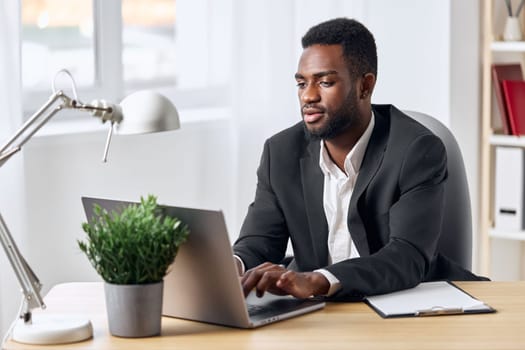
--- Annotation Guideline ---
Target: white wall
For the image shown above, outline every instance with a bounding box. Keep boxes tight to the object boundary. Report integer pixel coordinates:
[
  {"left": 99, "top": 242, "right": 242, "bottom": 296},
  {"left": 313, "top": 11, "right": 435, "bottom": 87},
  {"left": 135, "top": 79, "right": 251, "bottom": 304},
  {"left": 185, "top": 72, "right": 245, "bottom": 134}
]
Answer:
[
  {"left": 366, "top": 0, "right": 451, "bottom": 121},
  {"left": 449, "top": 0, "right": 481, "bottom": 273},
  {"left": 0, "top": 0, "right": 26, "bottom": 339}
]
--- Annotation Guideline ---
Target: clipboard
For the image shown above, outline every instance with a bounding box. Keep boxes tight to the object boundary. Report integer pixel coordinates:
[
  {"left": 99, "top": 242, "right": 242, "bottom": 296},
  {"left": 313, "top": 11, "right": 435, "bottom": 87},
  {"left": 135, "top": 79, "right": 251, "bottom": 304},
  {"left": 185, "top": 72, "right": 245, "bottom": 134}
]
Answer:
[{"left": 364, "top": 281, "right": 496, "bottom": 318}]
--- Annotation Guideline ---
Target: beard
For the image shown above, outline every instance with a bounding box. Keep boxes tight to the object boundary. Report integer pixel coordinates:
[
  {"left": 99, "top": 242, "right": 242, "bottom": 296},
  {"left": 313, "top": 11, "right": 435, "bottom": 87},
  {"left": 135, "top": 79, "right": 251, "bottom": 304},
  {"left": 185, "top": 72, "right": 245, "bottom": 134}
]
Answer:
[{"left": 302, "top": 90, "right": 359, "bottom": 141}]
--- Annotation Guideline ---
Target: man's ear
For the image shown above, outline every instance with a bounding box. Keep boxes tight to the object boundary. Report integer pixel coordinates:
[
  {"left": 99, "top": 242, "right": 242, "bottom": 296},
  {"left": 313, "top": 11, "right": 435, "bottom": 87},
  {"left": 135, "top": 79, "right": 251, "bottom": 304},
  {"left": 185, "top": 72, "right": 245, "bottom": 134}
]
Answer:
[{"left": 359, "top": 73, "right": 376, "bottom": 99}]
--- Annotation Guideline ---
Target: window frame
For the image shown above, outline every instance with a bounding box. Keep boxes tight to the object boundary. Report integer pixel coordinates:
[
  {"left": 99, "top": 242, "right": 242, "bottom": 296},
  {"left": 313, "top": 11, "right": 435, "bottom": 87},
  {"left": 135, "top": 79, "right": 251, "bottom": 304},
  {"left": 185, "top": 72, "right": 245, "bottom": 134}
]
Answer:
[{"left": 21, "top": 0, "right": 232, "bottom": 125}]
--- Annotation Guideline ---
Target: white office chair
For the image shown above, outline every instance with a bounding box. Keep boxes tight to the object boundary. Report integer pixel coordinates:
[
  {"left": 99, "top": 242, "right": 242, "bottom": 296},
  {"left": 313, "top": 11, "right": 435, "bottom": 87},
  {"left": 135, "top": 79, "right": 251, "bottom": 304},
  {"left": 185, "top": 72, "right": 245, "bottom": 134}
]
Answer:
[{"left": 404, "top": 110, "right": 472, "bottom": 270}]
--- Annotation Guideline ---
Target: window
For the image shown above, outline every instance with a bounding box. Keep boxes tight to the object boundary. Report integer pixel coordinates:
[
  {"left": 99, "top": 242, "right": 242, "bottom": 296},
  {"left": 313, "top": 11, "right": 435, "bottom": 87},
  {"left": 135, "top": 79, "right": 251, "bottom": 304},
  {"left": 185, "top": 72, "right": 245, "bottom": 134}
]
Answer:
[
  {"left": 122, "top": 0, "right": 176, "bottom": 84},
  {"left": 22, "top": 0, "right": 95, "bottom": 89},
  {"left": 21, "top": 0, "right": 232, "bottom": 124}
]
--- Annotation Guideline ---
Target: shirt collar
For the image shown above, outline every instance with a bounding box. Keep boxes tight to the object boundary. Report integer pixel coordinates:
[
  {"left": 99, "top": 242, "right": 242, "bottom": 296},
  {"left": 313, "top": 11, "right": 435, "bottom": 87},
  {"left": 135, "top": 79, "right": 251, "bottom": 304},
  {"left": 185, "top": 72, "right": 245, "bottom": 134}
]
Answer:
[{"left": 319, "top": 112, "right": 376, "bottom": 178}]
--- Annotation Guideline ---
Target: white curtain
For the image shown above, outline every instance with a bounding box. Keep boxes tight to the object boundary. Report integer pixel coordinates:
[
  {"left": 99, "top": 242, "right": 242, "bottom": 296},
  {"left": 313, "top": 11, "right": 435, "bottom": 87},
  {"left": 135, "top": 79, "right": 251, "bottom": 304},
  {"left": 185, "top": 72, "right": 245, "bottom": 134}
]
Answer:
[{"left": 0, "top": 0, "right": 25, "bottom": 337}]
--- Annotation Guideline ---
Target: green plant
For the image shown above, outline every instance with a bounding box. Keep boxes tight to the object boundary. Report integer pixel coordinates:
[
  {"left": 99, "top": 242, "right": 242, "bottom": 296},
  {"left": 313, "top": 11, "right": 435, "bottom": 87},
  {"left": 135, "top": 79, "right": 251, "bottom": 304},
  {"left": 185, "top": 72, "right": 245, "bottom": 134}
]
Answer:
[{"left": 78, "top": 195, "right": 189, "bottom": 285}]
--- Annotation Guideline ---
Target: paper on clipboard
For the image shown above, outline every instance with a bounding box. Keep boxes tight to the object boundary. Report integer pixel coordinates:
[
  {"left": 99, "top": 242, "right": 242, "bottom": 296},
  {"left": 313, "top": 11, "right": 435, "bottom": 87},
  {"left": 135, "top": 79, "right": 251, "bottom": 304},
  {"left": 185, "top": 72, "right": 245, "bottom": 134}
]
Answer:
[{"left": 365, "top": 281, "right": 495, "bottom": 318}]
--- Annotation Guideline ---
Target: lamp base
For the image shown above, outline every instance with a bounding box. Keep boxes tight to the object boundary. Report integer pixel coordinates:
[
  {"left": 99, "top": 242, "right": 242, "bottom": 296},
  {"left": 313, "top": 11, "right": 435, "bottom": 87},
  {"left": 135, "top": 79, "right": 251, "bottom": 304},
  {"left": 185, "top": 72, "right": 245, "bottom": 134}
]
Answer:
[{"left": 11, "top": 314, "right": 93, "bottom": 345}]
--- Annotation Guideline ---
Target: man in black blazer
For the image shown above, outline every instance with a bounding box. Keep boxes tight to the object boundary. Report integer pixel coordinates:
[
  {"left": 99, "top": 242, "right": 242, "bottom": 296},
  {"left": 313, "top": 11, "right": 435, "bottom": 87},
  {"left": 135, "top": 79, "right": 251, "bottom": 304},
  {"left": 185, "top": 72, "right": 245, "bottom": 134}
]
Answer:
[{"left": 233, "top": 18, "right": 482, "bottom": 301}]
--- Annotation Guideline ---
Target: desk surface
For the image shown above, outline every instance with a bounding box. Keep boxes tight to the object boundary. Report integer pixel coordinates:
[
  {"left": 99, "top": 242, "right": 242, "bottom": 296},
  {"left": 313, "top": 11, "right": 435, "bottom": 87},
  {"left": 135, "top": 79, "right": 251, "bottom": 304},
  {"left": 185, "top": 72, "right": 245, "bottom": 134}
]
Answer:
[{"left": 3, "top": 281, "right": 525, "bottom": 350}]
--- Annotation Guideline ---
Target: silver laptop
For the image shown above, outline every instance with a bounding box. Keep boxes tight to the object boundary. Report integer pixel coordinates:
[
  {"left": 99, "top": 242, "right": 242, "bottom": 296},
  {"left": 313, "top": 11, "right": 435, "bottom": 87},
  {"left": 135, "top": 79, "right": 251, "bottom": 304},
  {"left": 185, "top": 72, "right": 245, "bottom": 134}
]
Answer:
[{"left": 81, "top": 197, "right": 325, "bottom": 328}]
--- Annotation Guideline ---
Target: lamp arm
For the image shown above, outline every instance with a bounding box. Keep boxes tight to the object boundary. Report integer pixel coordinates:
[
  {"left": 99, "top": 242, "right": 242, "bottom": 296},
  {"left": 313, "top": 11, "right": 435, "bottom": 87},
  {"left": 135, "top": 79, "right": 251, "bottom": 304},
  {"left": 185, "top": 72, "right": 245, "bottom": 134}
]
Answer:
[
  {"left": 0, "top": 211, "right": 44, "bottom": 323},
  {"left": 0, "top": 90, "right": 115, "bottom": 325},
  {"left": 0, "top": 91, "right": 66, "bottom": 156},
  {"left": 0, "top": 90, "right": 117, "bottom": 169},
  {"left": 0, "top": 91, "right": 71, "bottom": 324},
  {"left": 0, "top": 147, "right": 21, "bottom": 168}
]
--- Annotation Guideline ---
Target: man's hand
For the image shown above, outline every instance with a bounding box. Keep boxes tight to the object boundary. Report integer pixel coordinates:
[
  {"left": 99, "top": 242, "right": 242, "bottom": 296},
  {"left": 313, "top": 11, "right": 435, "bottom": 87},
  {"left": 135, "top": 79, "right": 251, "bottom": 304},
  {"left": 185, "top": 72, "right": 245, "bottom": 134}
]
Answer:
[{"left": 241, "top": 262, "right": 330, "bottom": 299}]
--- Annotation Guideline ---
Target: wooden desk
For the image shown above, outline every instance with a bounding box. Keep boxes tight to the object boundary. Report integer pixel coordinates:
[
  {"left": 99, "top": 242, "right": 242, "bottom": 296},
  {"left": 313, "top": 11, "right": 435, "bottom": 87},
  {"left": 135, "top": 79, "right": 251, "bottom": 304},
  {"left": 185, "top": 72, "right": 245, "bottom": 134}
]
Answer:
[{"left": 3, "top": 281, "right": 525, "bottom": 350}]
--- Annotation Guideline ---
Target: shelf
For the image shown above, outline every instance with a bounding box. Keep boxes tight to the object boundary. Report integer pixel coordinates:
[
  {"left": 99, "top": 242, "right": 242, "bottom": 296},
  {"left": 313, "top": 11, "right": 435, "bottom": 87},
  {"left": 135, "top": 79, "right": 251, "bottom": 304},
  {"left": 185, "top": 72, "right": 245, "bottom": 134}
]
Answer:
[
  {"left": 482, "top": 0, "right": 525, "bottom": 279},
  {"left": 491, "top": 41, "right": 525, "bottom": 52},
  {"left": 489, "top": 229, "right": 525, "bottom": 241},
  {"left": 490, "top": 135, "right": 525, "bottom": 147}
]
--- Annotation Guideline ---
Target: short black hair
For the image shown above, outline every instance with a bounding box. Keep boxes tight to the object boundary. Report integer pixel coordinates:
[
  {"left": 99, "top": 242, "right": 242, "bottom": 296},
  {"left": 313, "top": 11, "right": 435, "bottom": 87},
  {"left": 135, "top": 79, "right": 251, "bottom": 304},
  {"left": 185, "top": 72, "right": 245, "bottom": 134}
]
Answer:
[{"left": 301, "top": 18, "right": 377, "bottom": 78}]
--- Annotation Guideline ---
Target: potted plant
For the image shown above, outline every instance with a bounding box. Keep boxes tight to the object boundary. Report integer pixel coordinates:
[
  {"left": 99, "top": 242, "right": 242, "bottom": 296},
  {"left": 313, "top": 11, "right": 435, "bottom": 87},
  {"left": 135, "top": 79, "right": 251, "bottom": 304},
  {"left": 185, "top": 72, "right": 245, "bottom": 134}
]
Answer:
[{"left": 78, "top": 195, "right": 189, "bottom": 337}]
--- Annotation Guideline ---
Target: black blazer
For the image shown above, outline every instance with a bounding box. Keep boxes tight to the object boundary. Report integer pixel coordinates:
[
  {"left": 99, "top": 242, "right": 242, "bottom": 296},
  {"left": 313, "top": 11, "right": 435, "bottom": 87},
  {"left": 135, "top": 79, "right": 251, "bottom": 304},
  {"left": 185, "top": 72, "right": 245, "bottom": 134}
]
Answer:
[{"left": 234, "top": 105, "right": 482, "bottom": 300}]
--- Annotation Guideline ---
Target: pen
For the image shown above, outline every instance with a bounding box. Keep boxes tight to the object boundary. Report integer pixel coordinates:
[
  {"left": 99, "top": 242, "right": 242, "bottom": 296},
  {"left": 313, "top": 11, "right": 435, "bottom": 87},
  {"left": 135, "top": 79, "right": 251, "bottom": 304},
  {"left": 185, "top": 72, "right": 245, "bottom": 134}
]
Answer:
[{"left": 415, "top": 307, "right": 464, "bottom": 316}]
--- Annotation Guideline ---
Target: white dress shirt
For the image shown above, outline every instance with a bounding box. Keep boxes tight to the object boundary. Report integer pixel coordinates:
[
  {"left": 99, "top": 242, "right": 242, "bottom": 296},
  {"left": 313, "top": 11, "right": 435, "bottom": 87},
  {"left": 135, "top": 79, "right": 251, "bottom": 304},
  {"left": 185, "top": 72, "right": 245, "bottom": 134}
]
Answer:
[{"left": 315, "top": 113, "right": 375, "bottom": 295}]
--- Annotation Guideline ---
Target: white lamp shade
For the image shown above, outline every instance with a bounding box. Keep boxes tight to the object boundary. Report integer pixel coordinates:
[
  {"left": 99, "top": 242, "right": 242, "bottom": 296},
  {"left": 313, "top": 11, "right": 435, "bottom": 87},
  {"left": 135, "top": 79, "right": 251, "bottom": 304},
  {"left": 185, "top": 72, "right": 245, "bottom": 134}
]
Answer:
[{"left": 116, "top": 90, "right": 180, "bottom": 135}]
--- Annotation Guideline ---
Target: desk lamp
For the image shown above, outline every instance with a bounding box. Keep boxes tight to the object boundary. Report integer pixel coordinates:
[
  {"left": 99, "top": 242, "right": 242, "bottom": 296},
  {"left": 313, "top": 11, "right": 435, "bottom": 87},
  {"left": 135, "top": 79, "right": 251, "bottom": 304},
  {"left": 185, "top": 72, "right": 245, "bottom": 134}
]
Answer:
[{"left": 0, "top": 70, "right": 180, "bottom": 345}]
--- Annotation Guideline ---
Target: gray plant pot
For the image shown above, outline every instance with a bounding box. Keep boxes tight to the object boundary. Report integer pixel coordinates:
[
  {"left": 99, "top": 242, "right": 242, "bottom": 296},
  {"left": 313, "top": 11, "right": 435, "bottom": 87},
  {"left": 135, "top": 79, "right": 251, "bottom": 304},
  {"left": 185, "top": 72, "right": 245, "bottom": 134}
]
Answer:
[{"left": 104, "top": 281, "right": 163, "bottom": 338}]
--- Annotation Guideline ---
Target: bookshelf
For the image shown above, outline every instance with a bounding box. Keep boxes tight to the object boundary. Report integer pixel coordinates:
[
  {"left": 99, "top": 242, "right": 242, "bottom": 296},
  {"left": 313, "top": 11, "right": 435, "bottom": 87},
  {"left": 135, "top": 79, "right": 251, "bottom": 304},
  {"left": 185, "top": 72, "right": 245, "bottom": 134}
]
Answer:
[
  {"left": 489, "top": 229, "right": 525, "bottom": 241},
  {"left": 491, "top": 41, "right": 525, "bottom": 51},
  {"left": 481, "top": 0, "right": 525, "bottom": 279},
  {"left": 490, "top": 134, "right": 525, "bottom": 147}
]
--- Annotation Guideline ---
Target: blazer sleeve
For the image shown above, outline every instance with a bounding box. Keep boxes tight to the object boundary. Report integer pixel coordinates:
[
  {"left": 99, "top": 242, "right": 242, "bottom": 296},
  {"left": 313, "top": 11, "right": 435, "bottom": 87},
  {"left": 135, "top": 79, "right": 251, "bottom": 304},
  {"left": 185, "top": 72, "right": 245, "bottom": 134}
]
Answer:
[
  {"left": 325, "top": 133, "right": 448, "bottom": 300},
  {"left": 233, "top": 140, "right": 289, "bottom": 269}
]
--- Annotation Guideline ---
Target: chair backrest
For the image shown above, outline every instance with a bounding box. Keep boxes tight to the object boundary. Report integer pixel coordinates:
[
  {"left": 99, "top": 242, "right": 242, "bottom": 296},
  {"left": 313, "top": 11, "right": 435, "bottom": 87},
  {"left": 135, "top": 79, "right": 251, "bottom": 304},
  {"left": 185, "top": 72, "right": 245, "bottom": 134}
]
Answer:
[{"left": 403, "top": 110, "right": 472, "bottom": 270}]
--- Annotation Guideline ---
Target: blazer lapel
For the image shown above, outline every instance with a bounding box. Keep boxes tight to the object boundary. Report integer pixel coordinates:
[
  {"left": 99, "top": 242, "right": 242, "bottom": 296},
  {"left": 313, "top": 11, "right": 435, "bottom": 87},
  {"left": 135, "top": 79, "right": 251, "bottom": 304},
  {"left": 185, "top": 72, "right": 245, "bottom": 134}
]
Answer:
[
  {"left": 348, "top": 108, "right": 389, "bottom": 256},
  {"left": 300, "top": 140, "right": 329, "bottom": 266}
]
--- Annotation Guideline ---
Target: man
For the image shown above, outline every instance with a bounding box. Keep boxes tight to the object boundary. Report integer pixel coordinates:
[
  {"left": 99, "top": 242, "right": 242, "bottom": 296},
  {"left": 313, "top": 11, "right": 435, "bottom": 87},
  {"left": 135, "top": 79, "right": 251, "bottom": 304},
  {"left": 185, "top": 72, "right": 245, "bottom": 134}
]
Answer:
[{"left": 233, "top": 18, "right": 483, "bottom": 301}]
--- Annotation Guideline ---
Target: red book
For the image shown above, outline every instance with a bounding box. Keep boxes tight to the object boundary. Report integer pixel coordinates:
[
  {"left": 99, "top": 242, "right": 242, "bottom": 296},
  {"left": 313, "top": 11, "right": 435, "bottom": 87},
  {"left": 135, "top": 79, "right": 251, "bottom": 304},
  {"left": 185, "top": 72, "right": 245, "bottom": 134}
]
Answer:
[
  {"left": 492, "top": 64, "right": 523, "bottom": 135},
  {"left": 502, "top": 80, "right": 525, "bottom": 135}
]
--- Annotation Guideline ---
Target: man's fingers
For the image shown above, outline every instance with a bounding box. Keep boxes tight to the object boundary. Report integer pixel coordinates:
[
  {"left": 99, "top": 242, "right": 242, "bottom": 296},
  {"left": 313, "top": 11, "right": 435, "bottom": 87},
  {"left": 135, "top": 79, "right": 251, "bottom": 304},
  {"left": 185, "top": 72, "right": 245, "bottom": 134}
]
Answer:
[
  {"left": 255, "top": 270, "right": 285, "bottom": 297},
  {"left": 241, "top": 262, "right": 274, "bottom": 288},
  {"left": 241, "top": 263, "right": 286, "bottom": 297},
  {"left": 276, "top": 270, "right": 295, "bottom": 288},
  {"left": 242, "top": 265, "right": 328, "bottom": 299},
  {"left": 241, "top": 263, "right": 269, "bottom": 296},
  {"left": 241, "top": 268, "right": 259, "bottom": 297},
  {"left": 277, "top": 271, "right": 329, "bottom": 299},
  {"left": 276, "top": 271, "right": 316, "bottom": 299}
]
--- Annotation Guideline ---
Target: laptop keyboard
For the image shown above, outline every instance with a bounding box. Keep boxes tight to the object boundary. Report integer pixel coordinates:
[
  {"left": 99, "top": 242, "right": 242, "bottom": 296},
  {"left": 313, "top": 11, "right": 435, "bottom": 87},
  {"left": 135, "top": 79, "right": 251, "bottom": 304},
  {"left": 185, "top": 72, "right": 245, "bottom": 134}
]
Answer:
[
  {"left": 247, "top": 301, "right": 295, "bottom": 316},
  {"left": 247, "top": 293, "right": 326, "bottom": 317},
  {"left": 247, "top": 303, "right": 267, "bottom": 315}
]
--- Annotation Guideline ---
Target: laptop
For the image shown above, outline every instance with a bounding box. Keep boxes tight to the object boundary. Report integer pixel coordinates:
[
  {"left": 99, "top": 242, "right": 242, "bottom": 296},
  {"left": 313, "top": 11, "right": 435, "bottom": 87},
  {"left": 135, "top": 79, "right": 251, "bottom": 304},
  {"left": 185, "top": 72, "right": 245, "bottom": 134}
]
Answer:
[{"left": 81, "top": 197, "right": 325, "bottom": 328}]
